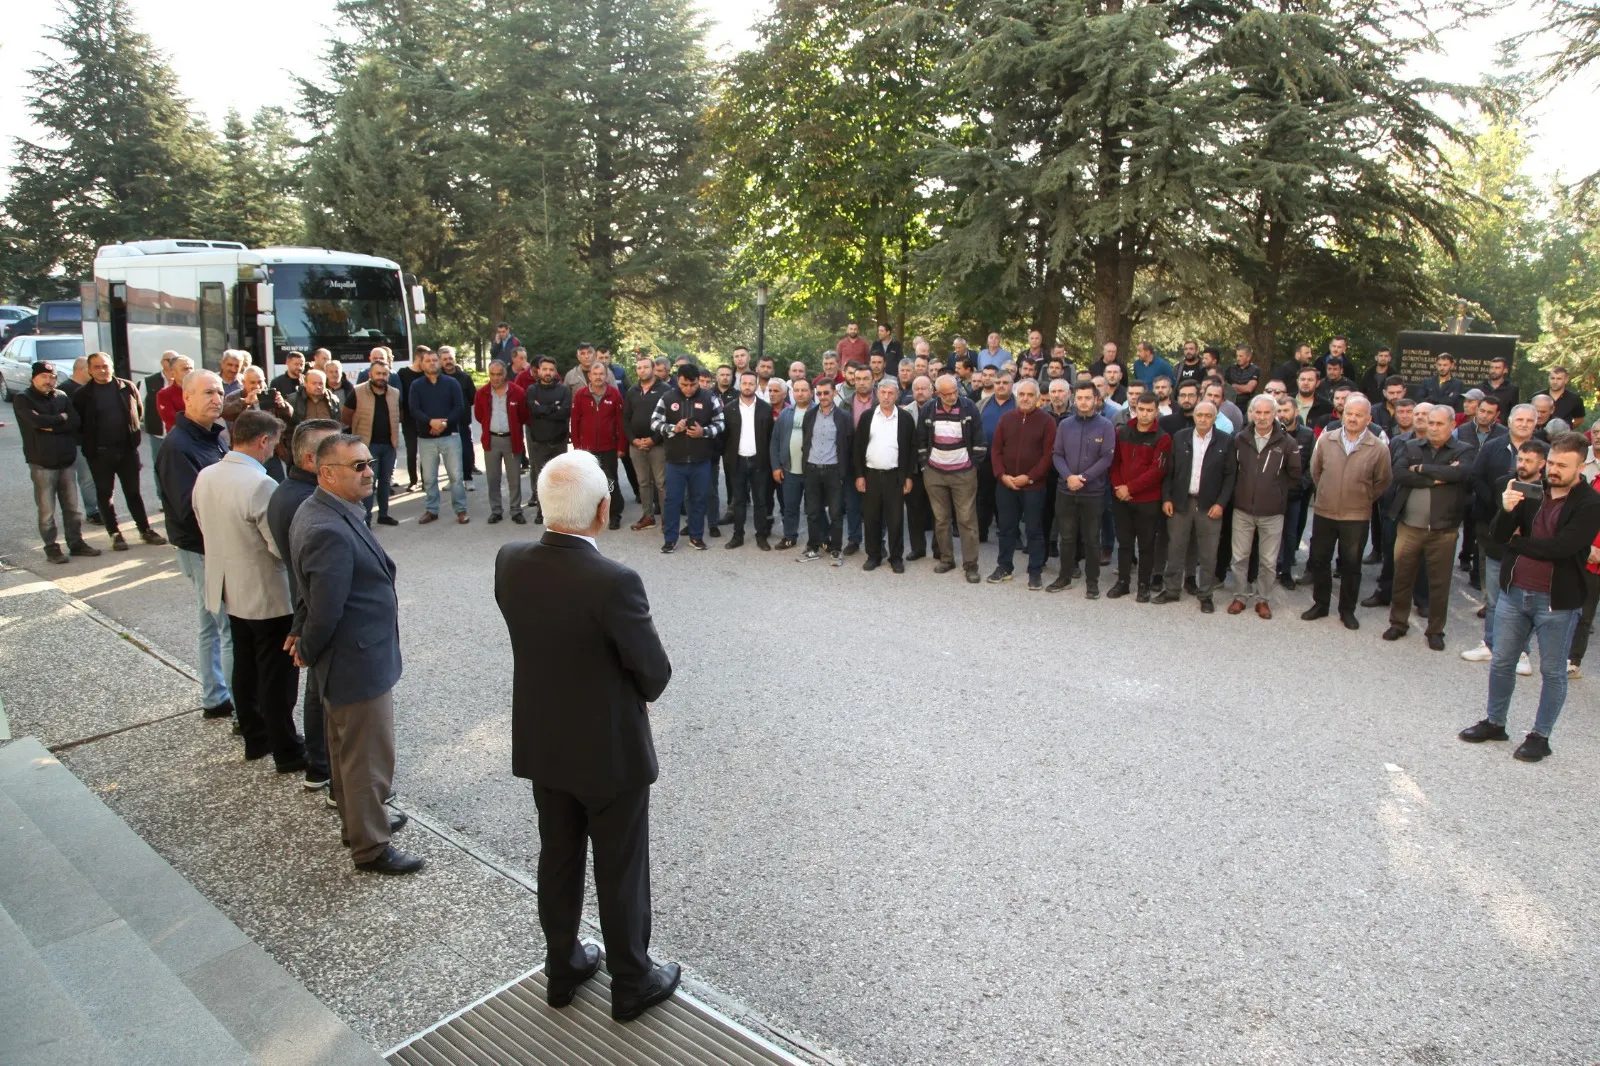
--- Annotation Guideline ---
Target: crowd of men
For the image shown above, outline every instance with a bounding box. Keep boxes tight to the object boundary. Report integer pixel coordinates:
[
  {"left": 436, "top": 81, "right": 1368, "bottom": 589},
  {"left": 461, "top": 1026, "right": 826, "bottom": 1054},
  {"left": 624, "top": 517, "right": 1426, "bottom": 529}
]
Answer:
[{"left": 8, "top": 326, "right": 1600, "bottom": 823}]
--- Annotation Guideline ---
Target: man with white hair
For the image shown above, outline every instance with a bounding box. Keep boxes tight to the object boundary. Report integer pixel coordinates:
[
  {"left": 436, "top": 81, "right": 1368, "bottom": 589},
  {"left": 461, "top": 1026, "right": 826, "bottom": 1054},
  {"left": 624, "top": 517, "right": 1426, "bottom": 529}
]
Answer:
[
  {"left": 1302, "top": 393, "right": 1392, "bottom": 629},
  {"left": 1225, "top": 393, "right": 1302, "bottom": 619},
  {"left": 219, "top": 350, "right": 244, "bottom": 396},
  {"left": 1159, "top": 401, "right": 1235, "bottom": 612},
  {"left": 495, "top": 450, "right": 679, "bottom": 1021},
  {"left": 1382, "top": 405, "right": 1474, "bottom": 650}
]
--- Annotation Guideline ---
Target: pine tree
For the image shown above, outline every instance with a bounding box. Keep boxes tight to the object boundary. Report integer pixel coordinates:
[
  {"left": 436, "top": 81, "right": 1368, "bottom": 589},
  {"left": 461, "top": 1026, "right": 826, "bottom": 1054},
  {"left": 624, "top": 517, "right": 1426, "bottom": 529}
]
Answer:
[
  {"left": 0, "top": 0, "right": 219, "bottom": 300},
  {"left": 210, "top": 108, "right": 305, "bottom": 248}
]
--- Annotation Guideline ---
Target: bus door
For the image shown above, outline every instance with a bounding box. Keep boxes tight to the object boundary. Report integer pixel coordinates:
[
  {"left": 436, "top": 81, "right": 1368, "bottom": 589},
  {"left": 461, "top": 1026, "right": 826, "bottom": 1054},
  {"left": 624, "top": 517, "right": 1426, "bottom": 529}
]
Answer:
[{"left": 108, "top": 282, "right": 130, "bottom": 380}]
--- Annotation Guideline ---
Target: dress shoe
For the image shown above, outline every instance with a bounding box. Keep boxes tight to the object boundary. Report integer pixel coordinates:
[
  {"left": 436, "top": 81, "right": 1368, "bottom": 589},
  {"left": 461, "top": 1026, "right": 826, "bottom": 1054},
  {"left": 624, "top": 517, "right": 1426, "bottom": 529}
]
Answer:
[
  {"left": 354, "top": 845, "right": 425, "bottom": 875},
  {"left": 139, "top": 528, "right": 166, "bottom": 545},
  {"left": 1477, "top": 604, "right": 1487, "bottom": 619},
  {"left": 631, "top": 515, "right": 656, "bottom": 531},
  {"left": 488, "top": 513, "right": 503, "bottom": 524},
  {"left": 1340, "top": 611, "right": 1360, "bottom": 631},
  {"left": 377, "top": 515, "right": 400, "bottom": 526},
  {"left": 933, "top": 561, "right": 956, "bottom": 574},
  {"left": 1277, "top": 572, "right": 1296, "bottom": 591},
  {"left": 1360, "top": 592, "right": 1389, "bottom": 608},
  {"left": 1227, "top": 598, "right": 1246, "bottom": 615},
  {"left": 419, "top": 512, "right": 439, "bottom": 525},
  {"left": 611, "top": 962, "right": 681, "bottom": 1022},
  {"left": 843, "top": 540, "right": 860, "bottom": 556},
  {"left": 725, "top": 534, "right": 745, "bottom": 549},
  {"left": 1156, "top": 588, "right": 1181, "bottom": 604},
  {"left": 720, "top": 511, "right": 734, "bottom": 525},
  {"left": 68, "top": 541, "right": 102, "bottom": 557},
  {"left": 457, "top": 512, "right": 471, "bottom": 524},
  {"left": 1382, "top": 625, "right": 1406, "bottom": 642},
  {"left": 1255, "top": 600, "right": 1272, "bottom": 620},
  {"left": 608, "top": 517, "right": 621, "bottom": 530},
  {"left": 534, "top": 509, "right": 544, "bottom": 524},
  {"left": 111, "top": 533, "right": 129, "bottom": 551},
  {"left": 1301, "top": 604, "right": 1329, "bottom": 621},
  {"left": 511, "top": 513, "right": 527, "bottom": 524},
  {"left": 707, "top": 525, "right": 722, "bottom": 538},
  {"left": 862, "top": 558, "right": 880, "bottom": 571},
  {"left": 1513, "top": 732, "right": 1552, "bottom": 762},
  {"left": 756, "top": 534, "right": 771, "bottom": 551},
  {"left": 1105, "top": 580, "right": 1130, "bottom": 599},
  {"left": 965, "top": 568, "right": 981, "bottom": 584},
  {"left": 905, "top": 549, "right": 924, "bottom": 561},
  {"left": 1135, "top": 586, "right": 1151, "bottom": 603},
  {"left": 1459, "top": 719, "right": 1509, "bottom": 742},
  {"left": 1427, "top": 634, "right": 1446, "bottom": 651},
  {"left": 1199, "top": 596, "right": 1214, "bottom": 614},
  {"left": 546, "top": 944, "right": 601, "bottom": 1007},
  {"left": 202, "top": 700, "right": 234, "bottom": 719},
  {"left": 45, "top": 544, "right": 68, "bottom": 564},
  {"left": 891, "top": 561, "right": 905, "bottom": 574}
]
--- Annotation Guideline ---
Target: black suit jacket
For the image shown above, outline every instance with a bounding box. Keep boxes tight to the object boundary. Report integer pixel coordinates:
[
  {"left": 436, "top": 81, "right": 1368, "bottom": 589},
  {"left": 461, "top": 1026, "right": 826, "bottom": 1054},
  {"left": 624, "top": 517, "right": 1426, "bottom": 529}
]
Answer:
[
  {"left": 852, "top": 405, "right": 916, "bottom": 481},
  {"left": 496, "top": 531, "right": 672, "bottom": 794},
  {"left": 722, "top": 396, "right": 773, "bottom": 468},
  {"left": 1163, "top": 427, "right": 1237, "bottom": 510}
]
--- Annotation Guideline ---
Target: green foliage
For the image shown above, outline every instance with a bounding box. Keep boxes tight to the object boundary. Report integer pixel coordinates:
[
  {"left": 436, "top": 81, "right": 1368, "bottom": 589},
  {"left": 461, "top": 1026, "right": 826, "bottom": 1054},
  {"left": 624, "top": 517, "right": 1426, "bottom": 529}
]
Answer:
[
  {"left": 210, "top": 108, "right": 305, "bottom": 247},
  {"left": 0, "top": 0, "right": 220, "bottom": 301}
]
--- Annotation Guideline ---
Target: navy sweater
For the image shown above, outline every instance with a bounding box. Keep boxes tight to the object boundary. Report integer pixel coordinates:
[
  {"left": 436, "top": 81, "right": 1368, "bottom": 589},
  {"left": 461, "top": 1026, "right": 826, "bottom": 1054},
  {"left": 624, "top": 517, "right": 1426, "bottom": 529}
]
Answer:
[{"left": 408, "top": 374, "right": 464, "bottom": 436}]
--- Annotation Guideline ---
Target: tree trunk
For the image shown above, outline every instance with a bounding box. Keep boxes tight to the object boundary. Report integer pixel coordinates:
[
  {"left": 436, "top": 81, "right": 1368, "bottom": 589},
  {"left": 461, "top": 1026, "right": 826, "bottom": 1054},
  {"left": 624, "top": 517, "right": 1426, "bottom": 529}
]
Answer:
[
  {"left": 1248, "top": 215, "right": 1288, "bottom": 363},
  {"left": 895, "top": 223, "right": 909, "bottom": 341}
]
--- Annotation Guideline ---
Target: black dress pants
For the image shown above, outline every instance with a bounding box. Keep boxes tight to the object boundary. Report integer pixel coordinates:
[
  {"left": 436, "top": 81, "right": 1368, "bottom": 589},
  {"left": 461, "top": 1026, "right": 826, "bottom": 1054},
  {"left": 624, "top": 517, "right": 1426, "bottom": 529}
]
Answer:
[
  {"left": 88, "top": 447, "right": 150, "bottom": 535},
  {"left": 589, "top": 450, "right": 625, "bottom": 523},
  {"left": 532, "top": 783, "right": 653, "bottom": 991},
  {"left": 905, "top": 473, "right": 931, "bottom": 555},
  {"left": 862, "top": 469, "right": 905, "bottom": 564},
  {"left": 1113, "top": 498, "right": 1162, "bottom": 586},
  {"left": 402, "top": 422, "right": 420, "bottom": 485},
  {"left": 803, "top": 463, "right": 844, "bottom": 551},
  {"left": 1308, "top": 515, "right": 1370, "bottom": 615},
  {"left": 730, "top": 454, "right": 772, "bottom": 536},
  {"left": 228, "top": 613, "right": 304, "bottom": 766},
  {"left": 976, "top": 463, "right": 997, "bottom": 540}
]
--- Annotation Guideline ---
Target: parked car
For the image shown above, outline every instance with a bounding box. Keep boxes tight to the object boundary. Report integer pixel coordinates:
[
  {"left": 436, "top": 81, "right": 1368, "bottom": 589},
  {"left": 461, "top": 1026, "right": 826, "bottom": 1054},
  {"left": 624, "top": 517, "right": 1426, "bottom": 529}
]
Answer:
[
  {"left": 0, "top": 333, "right": 86, "bottom": 400},
  {"left": 0, "top": 305, "right": 35, "bottom": 327},
  {"left": 1, "top": 299, "right": 81, "bottom": 345}
]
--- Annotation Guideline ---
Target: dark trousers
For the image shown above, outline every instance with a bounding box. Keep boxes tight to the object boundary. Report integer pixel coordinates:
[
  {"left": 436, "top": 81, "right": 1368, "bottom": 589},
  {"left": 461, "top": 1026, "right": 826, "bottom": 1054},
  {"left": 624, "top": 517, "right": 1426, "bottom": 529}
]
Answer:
[
  {"left": 803, "top": 463, "right": 844, "bottom": 551},
  {"left": 1308, "top": 515, "right": 1369, "bottom": 615},
  {"left": 1375, "top": 511, "right": 1429, "bottom": 607},
  {"left": 729, "top": 454, "right": 772, "bottom": 536},
  {"left": 1278, "top": 496, "right": 1306, "bottom": 576},
  {"left": 402, "top": 422, "right": 419, "bottom": 485},
  {"left": 458, "top": 423, "right": 476, "bottom": 479},
  {"left": 227, "top": 613, "right": 304, "bottom": 766},
  {"left": 88, "top": 447, "right": 150, "bottom": 535},
  {"left": 1055, "top": 493, "right": 1104, "bottom": 582},
  {"left": 976, "top": 463, "right": 997, "bottom": 540},
  {"left": 1113, "top": 498, "right": 1162, "bottom": 586},
  {"left": 301, "top": 672, "right": 330, "bottom": 780},
  {"left": 904, "top": 473, "right": 930, "bottom": 555},
  {"left": 842, "top": 475, "right": 863, "bottom": 544},
  {"left": 621, "top": 449, "right": 640, "bottom": 502},
  {"left": 862, "top": 469, "right": 905, "bottom": 564},
  {"left": 364, "top": 442, "right": 397, "bottom": 521},
  {"left": 527, "top": 440, "right": 565, "bottom": 510},
  {"left": 995, "top": 484, "right": 1046, "bottom": 575},
  {"left": 589, "top": 449, "right": 624, "bottom": 522},
  {"left": 1569, "top": 570, "right": 1600, "bottom": 666},
  {"left": 1391, "top": 523, "right": 1458, "bottom": 637},
  {"left": 532, "top": 783, "right": 653, "bottom": 991}
]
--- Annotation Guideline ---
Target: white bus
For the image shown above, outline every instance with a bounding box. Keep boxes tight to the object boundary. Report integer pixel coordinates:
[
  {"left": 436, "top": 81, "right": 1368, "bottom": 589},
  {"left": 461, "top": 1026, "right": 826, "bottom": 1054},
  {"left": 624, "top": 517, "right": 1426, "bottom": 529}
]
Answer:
[{"left": 83, "top": 240, "right": 426, "bottom": 381}]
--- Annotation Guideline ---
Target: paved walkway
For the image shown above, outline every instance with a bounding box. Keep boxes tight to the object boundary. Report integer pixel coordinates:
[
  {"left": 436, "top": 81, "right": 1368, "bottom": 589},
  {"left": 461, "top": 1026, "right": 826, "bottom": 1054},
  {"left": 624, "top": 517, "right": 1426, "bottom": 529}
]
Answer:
[{"left": 1, "top": 418, "right": 1597, "bottom": 1065}]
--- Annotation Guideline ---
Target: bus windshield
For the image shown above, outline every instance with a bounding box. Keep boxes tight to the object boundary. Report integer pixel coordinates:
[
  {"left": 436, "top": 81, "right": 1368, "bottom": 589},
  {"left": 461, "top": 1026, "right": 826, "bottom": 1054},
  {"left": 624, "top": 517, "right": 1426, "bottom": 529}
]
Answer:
[{"left": 267, "top": 264, "right": 407, "bottom": 357}]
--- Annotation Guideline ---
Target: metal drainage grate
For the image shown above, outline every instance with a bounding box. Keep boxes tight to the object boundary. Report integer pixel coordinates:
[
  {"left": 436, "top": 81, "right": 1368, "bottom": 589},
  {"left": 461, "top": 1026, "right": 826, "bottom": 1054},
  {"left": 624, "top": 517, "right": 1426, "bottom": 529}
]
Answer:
[{"left": 386, "top": 961, "right": 810, "bottom": 1066}]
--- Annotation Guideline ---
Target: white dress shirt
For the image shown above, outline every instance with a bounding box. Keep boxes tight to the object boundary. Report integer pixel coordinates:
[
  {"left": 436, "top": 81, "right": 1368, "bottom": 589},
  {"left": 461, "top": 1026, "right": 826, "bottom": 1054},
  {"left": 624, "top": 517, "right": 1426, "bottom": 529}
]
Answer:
[
  {"left": 865, "top": 406, "right": 900, "bottom": 471},
  {"left": 1189, "top": 428, "right": 1214, "bottom": 495},
  {"left": 738, "top": 398, "right": 758, "bottom": 457}
]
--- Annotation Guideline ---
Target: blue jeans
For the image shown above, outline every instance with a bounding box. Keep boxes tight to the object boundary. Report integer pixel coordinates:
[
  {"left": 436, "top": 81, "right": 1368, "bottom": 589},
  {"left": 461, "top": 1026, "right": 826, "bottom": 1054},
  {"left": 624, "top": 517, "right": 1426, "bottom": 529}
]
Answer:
[
  {"left": 73, "top": 453, "right": 98, "bottom": 517},
  {"left": 778, "top": 469, "right": 805, "bottom": 540},
  {"left": 1482, "top": 555, "right": 1502, "bottom": 647},
  {"left": 1486, "top": 587, "right": 1575, "bottom": 737},
  {"left": 419, "top": 435, "right": 466, "bottom": 515},
  {"left": 175, "top": 548, "right": 234, "bottom": 711},
  {"left": 996, "top": 484, "right": 1047, "bottom": 575},
  {"left": 843, "top": 475, "right": 864, "bottom": 545},
  {"left": 663, "top": 460, "right": 710, "bottom": 544},
  {"left": 364, "top": 442, "right": 397, "bottom": 520}
]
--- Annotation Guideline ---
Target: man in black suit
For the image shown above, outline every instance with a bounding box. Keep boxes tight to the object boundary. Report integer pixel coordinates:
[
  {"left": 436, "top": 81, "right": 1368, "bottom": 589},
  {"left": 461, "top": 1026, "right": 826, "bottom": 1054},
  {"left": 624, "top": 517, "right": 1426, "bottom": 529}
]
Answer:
[
  {"left": 288, "top": 433, "right": 420, "bottom": 875},
  {"left": 1159, "top": 401, "right": 1236, "bottom": 612},
  {"left": 494, "top": 450, "right": 678, "bottom": 1022},
  {"left": 853, "top": 377, "right": 917, "bottom": 573},
  {"left": 722, "top": 370, "right": 772, "bottom": 550}
]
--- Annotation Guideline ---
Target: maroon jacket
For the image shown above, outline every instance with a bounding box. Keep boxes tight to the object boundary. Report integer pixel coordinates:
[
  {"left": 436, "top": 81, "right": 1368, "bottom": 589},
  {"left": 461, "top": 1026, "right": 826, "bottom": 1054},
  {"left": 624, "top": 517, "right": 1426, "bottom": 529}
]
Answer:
[
  {"left": 1110, "top": 423, "right": 1172, "bottom": 504},
  {"left": 990, "top": 407, "right": 1056, "bottom": 489},
  {"left": 474, "top": 382, "right": 529, "bottom": 454},
  {"left": 569, "top": 384, "right": 626, "bottom": 454}
]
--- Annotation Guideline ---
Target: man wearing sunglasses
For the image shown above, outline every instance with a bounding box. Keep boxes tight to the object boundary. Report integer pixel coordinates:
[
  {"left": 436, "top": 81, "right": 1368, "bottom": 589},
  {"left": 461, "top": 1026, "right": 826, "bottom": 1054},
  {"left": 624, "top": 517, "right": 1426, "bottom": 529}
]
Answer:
[{"left": 288, "top": 433, "right": 420, "bottom": 874}]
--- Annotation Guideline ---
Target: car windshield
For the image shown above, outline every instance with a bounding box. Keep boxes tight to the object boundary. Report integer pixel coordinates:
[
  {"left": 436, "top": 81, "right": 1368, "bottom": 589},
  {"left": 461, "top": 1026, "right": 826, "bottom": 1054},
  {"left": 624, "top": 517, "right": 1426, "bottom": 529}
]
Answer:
[
  {"left": 267, "top": 264, "right": 406, "bottom": 355},
  {"left": 35, "top": 337, "right": 82, "bottom": 363},
  {"left": 0, "top": 309, "right": 29, "bottom": 321}
]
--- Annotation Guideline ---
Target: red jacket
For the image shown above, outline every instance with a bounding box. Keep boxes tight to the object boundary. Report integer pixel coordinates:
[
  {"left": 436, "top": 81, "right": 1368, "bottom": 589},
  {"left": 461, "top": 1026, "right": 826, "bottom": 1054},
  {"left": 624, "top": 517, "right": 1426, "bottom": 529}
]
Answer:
[
  {"left": 990, "top": 407, "right": 1056, "bottom": 488},
  {"left": 569, "top": 384, "right": 626, "bottom": 454},
  {"left": 1110, "top": 423, "right": 1171, "bottom": 503},
  {"left": 473, "top": 382, "right": 529, "bottom": 454}
]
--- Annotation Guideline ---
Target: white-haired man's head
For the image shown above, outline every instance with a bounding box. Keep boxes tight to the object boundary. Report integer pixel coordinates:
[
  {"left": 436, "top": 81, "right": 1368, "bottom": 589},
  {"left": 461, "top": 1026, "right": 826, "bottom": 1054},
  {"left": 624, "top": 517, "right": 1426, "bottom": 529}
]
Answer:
[{"left": 537, "top": 451, "right": 611, "bottom": 534}]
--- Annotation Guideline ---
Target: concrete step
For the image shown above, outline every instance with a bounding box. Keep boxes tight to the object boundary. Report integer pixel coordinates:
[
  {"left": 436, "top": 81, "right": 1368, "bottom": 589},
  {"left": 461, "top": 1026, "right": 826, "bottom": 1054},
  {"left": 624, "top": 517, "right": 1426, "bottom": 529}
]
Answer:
[
  {"left": 0, "top": 737, "right": 387, "bottom": 1066},
  {"left": 0, "top": 901, "right": 118, "bottom": 1066}
]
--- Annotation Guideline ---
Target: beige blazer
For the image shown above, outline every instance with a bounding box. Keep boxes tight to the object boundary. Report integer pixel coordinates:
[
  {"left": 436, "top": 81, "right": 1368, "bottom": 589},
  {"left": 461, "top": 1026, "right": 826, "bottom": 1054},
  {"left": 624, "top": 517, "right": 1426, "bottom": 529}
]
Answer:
[{"left": 192, "top": 452, "right": 292, "bottom": 619}]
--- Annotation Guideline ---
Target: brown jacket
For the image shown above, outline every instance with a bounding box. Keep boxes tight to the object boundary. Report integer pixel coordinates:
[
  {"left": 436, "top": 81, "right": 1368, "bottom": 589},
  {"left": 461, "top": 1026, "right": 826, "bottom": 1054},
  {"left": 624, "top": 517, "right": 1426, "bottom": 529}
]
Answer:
[
  {"left": 1310, "top": 427, "right": 1392, "bottom": 520},
  {"left": 343, "top": 380, "right": 402, "bottom": 445}
]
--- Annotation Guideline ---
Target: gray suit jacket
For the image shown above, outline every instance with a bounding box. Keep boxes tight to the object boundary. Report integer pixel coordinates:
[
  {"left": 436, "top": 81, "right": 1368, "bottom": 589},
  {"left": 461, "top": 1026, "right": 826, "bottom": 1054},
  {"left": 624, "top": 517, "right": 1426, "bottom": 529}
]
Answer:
[
  {"left": 289, "top": 488, "right": 402, "bottom": 706},
  {"left": 192, "top": 451, "right": 292, "bottom": 619}
]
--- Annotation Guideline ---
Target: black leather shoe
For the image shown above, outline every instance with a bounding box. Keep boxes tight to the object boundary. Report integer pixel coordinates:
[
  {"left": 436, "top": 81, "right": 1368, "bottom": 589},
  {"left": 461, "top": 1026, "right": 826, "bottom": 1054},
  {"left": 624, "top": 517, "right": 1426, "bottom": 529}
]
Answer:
[
  {"left": 724, "top": 534, "right": 745, "bottom": 549},
  {"left": 905, "top": 550, "right": 924, "bottom": 561},
  {"left": 1426, "top": 633, "right": 1446, "bottom": 651},
  {"left": 1156, "top": 588, "right": 1181, "bottom": 604},
  {"left": 377, "top": 515, "right": 400, "bottom": 526},
  {"left": 1301, "top": 604, "right": 1329, "bottom": 621},
  {"left": 1135, "top": 586, "right": 1151, "bottom": 603},
  {"left": 843, "top": 540, "right": 860, "bottom": 556},
  {"left": 1198, "top": 596, "right": 1214, "bottom": 614},
  {"left": 511, "top": 513, "right": 527, "bottom": 524},
  {"left": 202, "top": 700, "right": 235, "bottom": 719},
  {"left": 1183, "top": 576, "right": 1199, "bottom": 597},
  {"left": 1105, "top": 580, "right": 1130, "bottom": 599},
  {"left": 1459, "top": 719, "right": 1509, "bottom": 743},
  {"left": 546, "top": 944, "right": 601, "bottom": 1007},
  {"left": 354, "top": 845, "right": 425, "bottom": 875},
  {"left": 342, "top": 812, "right": 409, "bottom": 846},
  {"left": 891, "top": 561, "right": 905, "bottom": 574},
  {"left": 488, "top": 514, "right": 503, "bottom": 524},
  {"left": 611, "top": 962, "right": 682, "bottom": 1022},
  {"left": 862, "top": 558, "right": 880, "bottom": 571},
  {"left": 1513, "top": 732, "right": 1552, "bottom": 762},
  {"left": 1360, "top": 592, "right": 1389, "bottom": 608},
  {"left": 933, "top": 561, "right": 956, "bottom": 574},
  {"left": 1382, "top": 625, "right": 1406, "bottom": 641},
  {"left": 1339, "top": 611, "right": 1360, "bottom": 631},
  {"left": 1277, "top": 572, "right": 1297, "bottom": 591},
  {"left": 756, "top": 534, "right": 771, "bottom": 551}
]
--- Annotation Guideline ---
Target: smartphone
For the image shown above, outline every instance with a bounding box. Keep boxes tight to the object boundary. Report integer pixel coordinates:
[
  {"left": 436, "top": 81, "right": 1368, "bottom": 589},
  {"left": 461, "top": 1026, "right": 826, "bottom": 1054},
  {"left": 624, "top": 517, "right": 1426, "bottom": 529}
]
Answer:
[{"left": 1511, "top": 479, "right": 1544, "bottom": 502}]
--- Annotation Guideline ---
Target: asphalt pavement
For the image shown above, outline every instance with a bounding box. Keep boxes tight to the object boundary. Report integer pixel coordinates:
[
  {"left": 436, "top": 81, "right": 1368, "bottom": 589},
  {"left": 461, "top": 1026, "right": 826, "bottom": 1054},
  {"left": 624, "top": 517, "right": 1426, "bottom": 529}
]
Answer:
[{"left": 0, "top": 416, "right": 1596, "bottom": 1066}]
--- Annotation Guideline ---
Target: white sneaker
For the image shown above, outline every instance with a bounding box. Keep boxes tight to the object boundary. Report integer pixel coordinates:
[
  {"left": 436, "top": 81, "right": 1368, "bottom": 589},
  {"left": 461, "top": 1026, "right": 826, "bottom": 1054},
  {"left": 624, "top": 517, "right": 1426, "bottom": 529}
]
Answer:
[
  {"left": 1570, "top": 661, "right": 1583, "bottom": 679},
  {"left": 1460, "top": 642, "right": 1492, "bottom": 662},
  {"left": 1517, "top": 652, "right": 1533, "bottom": 677}
]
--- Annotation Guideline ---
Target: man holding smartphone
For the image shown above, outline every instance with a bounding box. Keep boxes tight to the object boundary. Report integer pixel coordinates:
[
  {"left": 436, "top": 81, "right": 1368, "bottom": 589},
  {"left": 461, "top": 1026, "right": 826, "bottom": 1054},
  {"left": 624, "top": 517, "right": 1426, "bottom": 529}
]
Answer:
[{"left": 1459, "top": 431, "right": 1600, "bottom": 762}]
